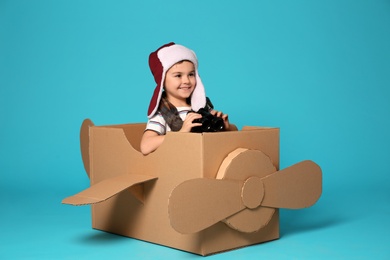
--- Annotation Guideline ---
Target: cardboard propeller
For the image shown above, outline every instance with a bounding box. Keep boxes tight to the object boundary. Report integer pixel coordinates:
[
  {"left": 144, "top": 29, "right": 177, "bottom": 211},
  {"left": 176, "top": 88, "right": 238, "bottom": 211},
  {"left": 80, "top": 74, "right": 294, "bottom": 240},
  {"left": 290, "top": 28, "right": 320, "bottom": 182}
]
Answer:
[{"left": 168, "top": 148, "right": 322, "bottom": 234}]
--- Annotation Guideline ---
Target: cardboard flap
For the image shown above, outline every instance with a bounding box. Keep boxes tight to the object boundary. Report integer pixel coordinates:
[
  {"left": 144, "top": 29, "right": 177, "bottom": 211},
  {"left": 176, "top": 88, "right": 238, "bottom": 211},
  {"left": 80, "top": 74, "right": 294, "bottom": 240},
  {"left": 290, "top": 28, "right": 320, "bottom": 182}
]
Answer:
[
  {"left": 80, "top": 119, "right": 94, "bottom": 178},
  {"left": 62, "top": 174, "right": 157, "bottom": 205}
]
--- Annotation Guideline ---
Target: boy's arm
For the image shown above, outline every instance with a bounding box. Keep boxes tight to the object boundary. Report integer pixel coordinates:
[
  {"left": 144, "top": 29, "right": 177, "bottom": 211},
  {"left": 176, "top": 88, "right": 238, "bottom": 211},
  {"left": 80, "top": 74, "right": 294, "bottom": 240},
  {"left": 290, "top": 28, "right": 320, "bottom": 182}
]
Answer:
[{"left": 140, "top": 130, "right": 165, "bottom": 155}]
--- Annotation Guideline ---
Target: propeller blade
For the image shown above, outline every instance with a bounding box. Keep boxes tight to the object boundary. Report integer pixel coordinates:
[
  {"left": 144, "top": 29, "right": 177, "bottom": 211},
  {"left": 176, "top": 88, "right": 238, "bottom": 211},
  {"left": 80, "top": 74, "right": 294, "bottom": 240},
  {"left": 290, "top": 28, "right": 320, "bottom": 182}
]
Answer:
[
  {"left": 261, "top": 160, "right": 322, "bottom": 209},
  {"left": 168, "top": 178, "right": 245, "bottom": 234}
]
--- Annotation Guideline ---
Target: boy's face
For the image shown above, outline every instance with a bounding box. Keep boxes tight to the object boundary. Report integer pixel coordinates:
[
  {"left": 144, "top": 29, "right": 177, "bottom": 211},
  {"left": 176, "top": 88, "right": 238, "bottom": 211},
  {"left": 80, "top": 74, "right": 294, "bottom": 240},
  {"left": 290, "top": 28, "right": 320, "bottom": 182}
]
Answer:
[{"left": 164, "top": 61, "right": 196, "bottom": 107}]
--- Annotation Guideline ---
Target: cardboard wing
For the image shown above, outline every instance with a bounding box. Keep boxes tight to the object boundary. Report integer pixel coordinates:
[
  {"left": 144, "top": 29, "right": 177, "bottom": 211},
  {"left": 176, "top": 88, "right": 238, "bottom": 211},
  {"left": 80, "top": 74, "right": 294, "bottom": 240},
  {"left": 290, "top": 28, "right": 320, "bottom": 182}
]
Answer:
[
  {"left": 62, "top": 174, "right": 158, "bottom": 205},
  {"left": 63, "top": 119, "right": 158, "bottom": 205}
]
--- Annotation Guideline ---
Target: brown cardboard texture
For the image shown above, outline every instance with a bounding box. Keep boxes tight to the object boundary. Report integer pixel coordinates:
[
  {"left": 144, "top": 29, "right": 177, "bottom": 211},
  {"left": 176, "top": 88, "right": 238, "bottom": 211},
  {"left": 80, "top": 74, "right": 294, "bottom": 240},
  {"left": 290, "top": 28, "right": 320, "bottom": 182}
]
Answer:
[{"left": 63, "top": 120, "right": 322, "bottom": 256}]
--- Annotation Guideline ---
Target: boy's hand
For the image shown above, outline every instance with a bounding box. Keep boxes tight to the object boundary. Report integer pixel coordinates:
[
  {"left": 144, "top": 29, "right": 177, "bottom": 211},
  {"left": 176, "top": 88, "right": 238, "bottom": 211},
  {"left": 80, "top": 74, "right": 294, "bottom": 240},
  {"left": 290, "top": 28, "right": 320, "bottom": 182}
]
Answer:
[
  {"left": 210, "top": 110, "right": 230, "bottom": 130},
  {"left": 180, "top": 113, "right": 202, "bottom": 132}
]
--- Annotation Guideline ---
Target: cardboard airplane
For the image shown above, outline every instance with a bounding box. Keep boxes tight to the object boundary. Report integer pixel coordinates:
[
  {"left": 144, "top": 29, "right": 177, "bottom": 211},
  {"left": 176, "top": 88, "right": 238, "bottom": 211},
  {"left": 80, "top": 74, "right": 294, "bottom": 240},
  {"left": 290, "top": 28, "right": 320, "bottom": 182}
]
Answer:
[{"left": 63, "top": 119, "right": 322, "bottom": 256}]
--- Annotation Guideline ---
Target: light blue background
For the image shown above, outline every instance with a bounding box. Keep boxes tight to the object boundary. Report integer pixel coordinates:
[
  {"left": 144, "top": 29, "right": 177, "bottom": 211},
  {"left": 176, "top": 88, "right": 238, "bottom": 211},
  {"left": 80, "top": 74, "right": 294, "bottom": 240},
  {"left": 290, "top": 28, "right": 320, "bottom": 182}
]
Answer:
[{"left": 1, "top": 0, "right": 389, "bottom": 259}]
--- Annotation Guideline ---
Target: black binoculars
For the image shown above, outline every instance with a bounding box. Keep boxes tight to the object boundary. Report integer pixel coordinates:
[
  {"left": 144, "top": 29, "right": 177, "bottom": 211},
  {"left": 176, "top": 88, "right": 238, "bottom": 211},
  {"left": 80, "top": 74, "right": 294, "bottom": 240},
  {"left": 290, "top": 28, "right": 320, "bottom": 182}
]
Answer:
[{"left": 190, "top": 108, "right": 225, "bottom": 133}]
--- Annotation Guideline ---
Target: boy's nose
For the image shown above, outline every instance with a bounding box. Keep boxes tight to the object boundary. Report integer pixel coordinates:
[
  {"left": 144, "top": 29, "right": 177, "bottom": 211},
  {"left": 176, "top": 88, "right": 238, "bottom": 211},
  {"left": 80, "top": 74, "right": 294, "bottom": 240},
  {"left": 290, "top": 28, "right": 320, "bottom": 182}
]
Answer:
[{"left": 182, "top": 76, "right": 190, "bottom": 83}]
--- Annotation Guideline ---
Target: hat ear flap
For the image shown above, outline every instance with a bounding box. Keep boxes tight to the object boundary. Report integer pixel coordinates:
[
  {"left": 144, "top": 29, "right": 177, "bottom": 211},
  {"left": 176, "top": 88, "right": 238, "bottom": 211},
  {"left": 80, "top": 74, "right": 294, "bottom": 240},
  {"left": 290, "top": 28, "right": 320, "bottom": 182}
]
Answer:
[
  {"left": 191, "top": 74, "right": 206, "bottom": 112},
  {"left": 148, "top": 84, "right": 163, "bottom": 118}
]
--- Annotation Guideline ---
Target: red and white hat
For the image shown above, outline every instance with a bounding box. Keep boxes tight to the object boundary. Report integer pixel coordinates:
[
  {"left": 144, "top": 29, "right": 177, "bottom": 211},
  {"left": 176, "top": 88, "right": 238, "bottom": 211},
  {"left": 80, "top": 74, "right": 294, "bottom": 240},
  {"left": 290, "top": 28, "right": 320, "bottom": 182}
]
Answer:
[{"left": 147, "top": 42, "right": 206, "bottom": 118}]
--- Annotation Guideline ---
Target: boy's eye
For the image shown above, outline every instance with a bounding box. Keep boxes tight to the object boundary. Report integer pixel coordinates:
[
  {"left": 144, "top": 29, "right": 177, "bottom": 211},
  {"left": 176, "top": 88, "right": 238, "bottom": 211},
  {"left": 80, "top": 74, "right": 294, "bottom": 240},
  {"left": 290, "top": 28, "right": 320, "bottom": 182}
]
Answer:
[{"left": 189, "top": 73, "right": 195, "bottom": 77}]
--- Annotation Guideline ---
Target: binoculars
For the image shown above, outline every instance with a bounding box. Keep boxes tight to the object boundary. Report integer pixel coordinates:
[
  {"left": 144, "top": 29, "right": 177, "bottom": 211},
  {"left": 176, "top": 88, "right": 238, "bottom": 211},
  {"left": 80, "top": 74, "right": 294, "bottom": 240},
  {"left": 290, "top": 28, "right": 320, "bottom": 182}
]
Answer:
[{"left": 190, "top": 108, "right": 225, "bottom": 133}]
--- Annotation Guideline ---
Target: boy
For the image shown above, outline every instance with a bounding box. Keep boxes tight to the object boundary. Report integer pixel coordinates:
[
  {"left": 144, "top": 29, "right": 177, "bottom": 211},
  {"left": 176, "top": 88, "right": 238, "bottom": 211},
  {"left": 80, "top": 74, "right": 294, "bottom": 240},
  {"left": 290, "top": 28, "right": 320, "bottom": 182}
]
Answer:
[{"left": 140, "top": 43, "right": 230, "bottom": 155}]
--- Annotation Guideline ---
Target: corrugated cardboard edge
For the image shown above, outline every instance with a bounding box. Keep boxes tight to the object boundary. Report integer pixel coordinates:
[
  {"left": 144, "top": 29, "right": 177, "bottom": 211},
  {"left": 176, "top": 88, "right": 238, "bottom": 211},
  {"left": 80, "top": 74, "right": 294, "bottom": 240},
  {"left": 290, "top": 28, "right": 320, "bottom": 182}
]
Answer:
[{"left": 215, "top": 148, "right": 248, "bottom": 179}]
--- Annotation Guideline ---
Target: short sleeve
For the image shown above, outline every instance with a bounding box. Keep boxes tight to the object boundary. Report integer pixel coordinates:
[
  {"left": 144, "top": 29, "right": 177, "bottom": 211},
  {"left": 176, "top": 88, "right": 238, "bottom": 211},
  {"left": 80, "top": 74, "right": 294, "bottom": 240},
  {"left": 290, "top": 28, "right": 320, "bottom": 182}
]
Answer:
[
  {"left": 145, "top": 107, "right": 191, "bottom": 135},
  {"left": 145, "top": 112, "right": 167, "bottom": 135}
]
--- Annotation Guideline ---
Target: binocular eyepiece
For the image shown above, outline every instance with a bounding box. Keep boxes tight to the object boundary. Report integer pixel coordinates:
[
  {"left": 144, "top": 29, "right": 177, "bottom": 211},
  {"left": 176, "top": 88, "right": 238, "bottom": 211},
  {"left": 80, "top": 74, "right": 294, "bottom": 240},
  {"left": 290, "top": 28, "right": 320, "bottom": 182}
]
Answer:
[{"left": 190, "top": 108, "right": 225, "bottom": 133}]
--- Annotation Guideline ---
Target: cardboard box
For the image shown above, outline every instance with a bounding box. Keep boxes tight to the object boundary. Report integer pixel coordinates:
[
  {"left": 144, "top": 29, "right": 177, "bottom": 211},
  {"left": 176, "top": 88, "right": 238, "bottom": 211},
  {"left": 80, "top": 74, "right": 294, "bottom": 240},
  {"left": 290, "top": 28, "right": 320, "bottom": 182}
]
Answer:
[{"left": 63, "top": 119, "right": 322, "bottom": 256}]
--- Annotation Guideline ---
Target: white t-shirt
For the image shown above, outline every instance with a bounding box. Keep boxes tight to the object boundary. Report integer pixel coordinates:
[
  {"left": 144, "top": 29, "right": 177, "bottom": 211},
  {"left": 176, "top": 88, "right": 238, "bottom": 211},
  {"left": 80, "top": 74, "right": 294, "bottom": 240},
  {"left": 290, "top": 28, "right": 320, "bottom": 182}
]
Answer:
[{"left": 145, "top": 106, "right": 192, "bottom": 135}]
